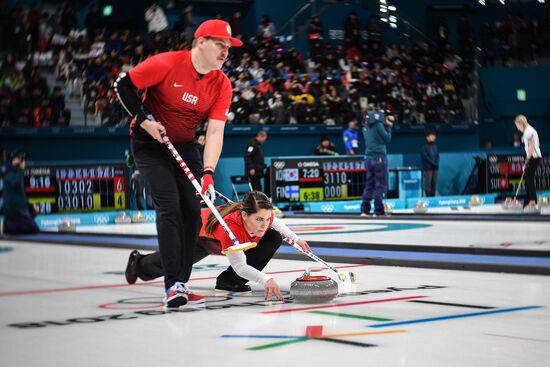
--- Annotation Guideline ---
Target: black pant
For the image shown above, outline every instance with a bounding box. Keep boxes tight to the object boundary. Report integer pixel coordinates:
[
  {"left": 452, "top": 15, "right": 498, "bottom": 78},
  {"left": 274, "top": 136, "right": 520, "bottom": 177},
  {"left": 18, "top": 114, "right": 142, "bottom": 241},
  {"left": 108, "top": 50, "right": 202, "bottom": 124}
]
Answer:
[
  {"left": 4, "top": 207, "right": 39, "bottom": 234},
  {"left": 423, "top": 169, "right": 438, "bottom": 197},
  {"left": 524, "top": 158, "right": 541, "bottom": 206},
  {"left": 131, "top": 136, "right": 202, "bottom": 289},
  {"left": 249, "top": 175, "right": 262, "bottom": 192},
  {"left": 136, "top": 229, "right": 282, "bottom": 286}
]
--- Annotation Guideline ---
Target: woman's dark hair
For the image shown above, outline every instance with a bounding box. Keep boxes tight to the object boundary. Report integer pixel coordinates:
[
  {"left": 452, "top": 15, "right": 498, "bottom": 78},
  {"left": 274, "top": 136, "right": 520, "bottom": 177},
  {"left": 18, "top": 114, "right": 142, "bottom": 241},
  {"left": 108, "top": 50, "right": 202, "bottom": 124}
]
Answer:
[{"left": 204, "top": 191, "right": 273, "bottom": 234}]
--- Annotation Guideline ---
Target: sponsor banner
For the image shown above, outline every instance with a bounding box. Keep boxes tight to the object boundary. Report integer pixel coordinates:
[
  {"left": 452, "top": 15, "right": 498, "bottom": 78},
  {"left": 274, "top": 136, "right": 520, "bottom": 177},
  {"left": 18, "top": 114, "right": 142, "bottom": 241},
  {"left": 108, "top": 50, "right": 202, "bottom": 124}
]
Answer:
[
  {"left": 304, "top": 199, "right": 406, "bottom": 213},
  {"left": 405, "top": 194, "right": 497, "bottom": 209},
  {"left": 35, "top": 210, "right": 156, "bottom": 229},
  {"left": 304, "top": 194, "right": 500, "bottom": 212}
]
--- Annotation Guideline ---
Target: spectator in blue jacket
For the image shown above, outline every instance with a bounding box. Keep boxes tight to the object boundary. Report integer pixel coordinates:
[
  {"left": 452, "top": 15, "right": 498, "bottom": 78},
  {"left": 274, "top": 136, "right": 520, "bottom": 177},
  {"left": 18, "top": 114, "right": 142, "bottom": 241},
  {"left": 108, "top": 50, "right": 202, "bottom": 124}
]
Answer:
[
  {"left": 360, "top": 111, "right": 393, "bottom": 216},
  {"left": 421, "top": 131, "right": 439, "bottom": 197},
  {"left": 343, "top": 118, "right": 360, "bottom": 155}
]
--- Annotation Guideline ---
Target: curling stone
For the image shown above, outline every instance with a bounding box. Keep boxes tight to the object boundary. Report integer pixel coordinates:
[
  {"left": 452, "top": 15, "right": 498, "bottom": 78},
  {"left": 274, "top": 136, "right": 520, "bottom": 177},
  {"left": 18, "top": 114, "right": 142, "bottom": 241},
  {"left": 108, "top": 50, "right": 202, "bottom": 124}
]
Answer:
[
  {"left": 469, "top": 195, "right": 484, "bottom": 207},
  {"left": 338, "top": 270, "right": 357, "bottom": 283},
  {"left": 383, "top": 202, "right": 393, "bottom": 215},
  {"left": 131, "top": 211, "right": 147, "bottom": 223},
  {"left": 502, "top": 197, "right": 523, "bottom": 211},
  {"left": 115, "top": 212, "right": 132, "bottom": 224},
  {"left": 524, "top": 204, "right": 541, "bottom": 215},
  {"left": 290, "top": 273, "right": 338, "bottom": 304},
  {"left": 539, "top": 195, "right": 549, "bottom": 208},
  {"left": 413, "top": 200, "right": 429, "bottom": 214},
  {"left": 58, "top": 219, "right": 76, "bottom": 233}
]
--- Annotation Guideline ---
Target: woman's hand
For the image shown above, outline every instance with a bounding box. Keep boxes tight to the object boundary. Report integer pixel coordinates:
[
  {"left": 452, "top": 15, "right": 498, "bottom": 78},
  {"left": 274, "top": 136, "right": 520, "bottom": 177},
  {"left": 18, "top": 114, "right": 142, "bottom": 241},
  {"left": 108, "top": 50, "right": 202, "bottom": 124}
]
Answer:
[
  {"left": 296, "top": 238, "right": 311, "bottom": 253},
  {"left": 264, "top": 278, "right": 284, "bottom": 301}
]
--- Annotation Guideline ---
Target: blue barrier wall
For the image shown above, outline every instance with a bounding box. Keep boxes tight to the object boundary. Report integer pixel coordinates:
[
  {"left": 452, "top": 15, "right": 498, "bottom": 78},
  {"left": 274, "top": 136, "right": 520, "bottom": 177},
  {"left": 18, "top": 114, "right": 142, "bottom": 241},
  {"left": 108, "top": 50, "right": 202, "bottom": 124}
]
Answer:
[
  {"left": 0, "top": 124, "right": 481, "bottom": 197},
  {"left": 0, "top": 123, "right": 479, "bottom": 163}
]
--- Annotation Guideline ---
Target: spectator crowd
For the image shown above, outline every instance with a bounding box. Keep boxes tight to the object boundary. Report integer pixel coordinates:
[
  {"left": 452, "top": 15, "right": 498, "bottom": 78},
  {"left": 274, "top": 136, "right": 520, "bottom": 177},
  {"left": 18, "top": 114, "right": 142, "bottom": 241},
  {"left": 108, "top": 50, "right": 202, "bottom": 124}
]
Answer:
[{"left": 1, "top": 2, "right": 548, "bottom": 128}]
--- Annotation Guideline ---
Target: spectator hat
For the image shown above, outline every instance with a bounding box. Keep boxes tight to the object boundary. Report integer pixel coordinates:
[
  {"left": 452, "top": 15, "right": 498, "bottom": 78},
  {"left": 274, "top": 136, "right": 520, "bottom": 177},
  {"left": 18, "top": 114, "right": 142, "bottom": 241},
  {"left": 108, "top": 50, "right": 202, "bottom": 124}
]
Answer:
[
  {"left": 366, "top": 110, "right": 385, "bottom": 124},
  {"left": 194, "top": 19, "right": 243, "bottom": 47}
]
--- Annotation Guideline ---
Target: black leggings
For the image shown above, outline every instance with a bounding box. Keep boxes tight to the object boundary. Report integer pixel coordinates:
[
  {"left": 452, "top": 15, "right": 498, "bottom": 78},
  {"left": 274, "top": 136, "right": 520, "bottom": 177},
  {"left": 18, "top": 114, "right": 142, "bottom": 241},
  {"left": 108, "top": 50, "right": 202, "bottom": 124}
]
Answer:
[
  {"left": 131, "top": 136, "right": 203, "bottom": 290},
  {"left": 136, "top": 229, "right": 282, "bottom": 285},
  {"left": 524, "top": 157, "right": 541, "bottom": 206}
]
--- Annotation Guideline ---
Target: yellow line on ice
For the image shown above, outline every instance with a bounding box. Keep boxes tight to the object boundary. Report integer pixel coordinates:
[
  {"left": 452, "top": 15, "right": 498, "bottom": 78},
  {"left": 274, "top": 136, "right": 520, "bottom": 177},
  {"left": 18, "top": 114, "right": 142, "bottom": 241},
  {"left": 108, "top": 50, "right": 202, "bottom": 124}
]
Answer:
[{"left": 318, "top": 329, "right": 407, "bottom": 339}]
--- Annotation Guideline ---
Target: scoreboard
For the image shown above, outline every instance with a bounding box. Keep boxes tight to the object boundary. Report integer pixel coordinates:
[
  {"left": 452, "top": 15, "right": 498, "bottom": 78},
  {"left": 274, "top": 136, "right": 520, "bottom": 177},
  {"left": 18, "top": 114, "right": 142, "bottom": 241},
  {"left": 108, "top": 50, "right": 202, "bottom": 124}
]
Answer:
[
  {"left": 24, "top": 164, "right": 129, "bottom": 214},
  {"left": 270, "top": 157, "right": 366, "bottom": 203},
  {"left": 486, "top": 154, "right": 550, "bottom": 193}
]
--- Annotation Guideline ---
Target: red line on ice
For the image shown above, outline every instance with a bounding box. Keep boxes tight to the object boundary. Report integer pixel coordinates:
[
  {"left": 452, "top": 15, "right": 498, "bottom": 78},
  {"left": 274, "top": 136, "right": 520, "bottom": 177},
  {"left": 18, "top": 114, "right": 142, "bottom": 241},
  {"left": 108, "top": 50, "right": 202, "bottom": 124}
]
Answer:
[
  {"left": 0, "top": 264, "right": 368, "bottom": 297},
  {"left": 261, "top": 296, "right": 427, "bottom": 314}
]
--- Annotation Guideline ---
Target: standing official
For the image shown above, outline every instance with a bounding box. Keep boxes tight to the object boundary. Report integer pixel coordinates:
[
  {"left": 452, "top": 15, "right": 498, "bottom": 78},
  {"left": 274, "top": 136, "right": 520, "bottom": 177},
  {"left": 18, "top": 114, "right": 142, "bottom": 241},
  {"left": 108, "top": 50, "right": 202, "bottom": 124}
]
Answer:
[
  {"left": 360, "top": 111, "right": 393, "bottom": 216},
  {"left": 115, "top": 19, "right": 242, "bottom": 308},
  {"left": 421, "top": 131, "right": 439, "bottom": 197},
  {"left": 244, "top": 131, "right": 267, "bottom": 191}
]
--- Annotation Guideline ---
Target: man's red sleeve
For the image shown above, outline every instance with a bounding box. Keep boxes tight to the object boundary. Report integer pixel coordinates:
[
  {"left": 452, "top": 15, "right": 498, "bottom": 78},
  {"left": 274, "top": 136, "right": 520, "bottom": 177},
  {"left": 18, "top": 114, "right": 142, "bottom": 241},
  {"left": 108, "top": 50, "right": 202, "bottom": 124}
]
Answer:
[
  {"left": 128, "top": 53, "right": 173, "bottom": 90},
  {"left": 208, "top": 76, "right": 232, "bottom": 122}
]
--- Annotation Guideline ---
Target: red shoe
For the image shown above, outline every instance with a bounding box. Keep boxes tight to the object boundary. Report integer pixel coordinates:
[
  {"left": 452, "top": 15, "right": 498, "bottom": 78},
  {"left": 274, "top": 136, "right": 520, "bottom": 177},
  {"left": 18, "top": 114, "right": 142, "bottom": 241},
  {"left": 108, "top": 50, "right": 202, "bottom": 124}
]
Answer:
[
  {"left": 163, "top": 282, "right": 205, "bottom": 308},
  {"left": 185, "top": 288, "right": 206, "bottom": 305}
]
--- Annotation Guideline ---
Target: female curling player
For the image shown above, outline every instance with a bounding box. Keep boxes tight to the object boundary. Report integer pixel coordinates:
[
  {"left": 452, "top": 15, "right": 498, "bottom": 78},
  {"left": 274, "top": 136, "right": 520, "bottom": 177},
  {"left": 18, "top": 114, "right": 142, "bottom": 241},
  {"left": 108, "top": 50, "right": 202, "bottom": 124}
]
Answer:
[
  {"left": 124, "top": 191, "right": 311, "bottom": 304},
  {"left": 514, "top": 115, "right": 542, "bottom": 208}
]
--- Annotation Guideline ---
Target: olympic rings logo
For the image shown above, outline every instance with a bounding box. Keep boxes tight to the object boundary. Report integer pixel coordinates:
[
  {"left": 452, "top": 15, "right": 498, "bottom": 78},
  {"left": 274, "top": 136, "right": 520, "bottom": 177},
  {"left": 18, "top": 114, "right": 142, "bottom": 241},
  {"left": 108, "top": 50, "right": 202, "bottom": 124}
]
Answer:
[
  {"left": 99, "top": 292, "right": 291, "bottom": 310},
  {"left": 93, "top": 215, "right": 110, "bottom": 224},
  {"left": 321, "top": 205, "right": 334, "bottom": 213},
  {"left": 273, "top": 161, "right": 285, "bottom": 169}
]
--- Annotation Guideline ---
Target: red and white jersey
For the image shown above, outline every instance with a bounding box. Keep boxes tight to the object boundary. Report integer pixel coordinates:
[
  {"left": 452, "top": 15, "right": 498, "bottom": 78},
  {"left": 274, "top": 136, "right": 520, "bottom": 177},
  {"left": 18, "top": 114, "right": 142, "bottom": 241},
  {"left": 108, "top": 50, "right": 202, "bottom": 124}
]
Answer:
[
  {"left": 128, "top": 50, "right": 232, "bottom": 144},
  {"left": 199, "top": 209, "right": 274, "bottom": 254}
]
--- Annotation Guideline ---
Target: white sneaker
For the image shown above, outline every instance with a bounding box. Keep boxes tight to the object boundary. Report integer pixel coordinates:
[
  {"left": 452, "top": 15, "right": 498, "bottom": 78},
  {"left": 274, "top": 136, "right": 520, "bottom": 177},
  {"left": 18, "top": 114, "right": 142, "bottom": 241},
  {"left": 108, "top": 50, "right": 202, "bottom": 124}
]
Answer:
[{"left": 164, "top": 282, "right": 188, "bottom": 308}]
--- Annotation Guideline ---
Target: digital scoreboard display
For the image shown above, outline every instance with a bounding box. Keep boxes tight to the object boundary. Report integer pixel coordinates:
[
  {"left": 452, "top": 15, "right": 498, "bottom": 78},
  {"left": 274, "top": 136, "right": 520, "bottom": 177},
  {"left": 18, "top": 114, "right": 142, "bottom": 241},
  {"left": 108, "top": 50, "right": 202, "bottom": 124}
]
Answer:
[
  {"left": 24, "top": 164, "right": 129, "bottom": 214},
  {"left": 270, "top": 157, "right": 366, "bottom": 203},
  {"left": 486, "top": 154, "right": 550, "bottom": 193}
]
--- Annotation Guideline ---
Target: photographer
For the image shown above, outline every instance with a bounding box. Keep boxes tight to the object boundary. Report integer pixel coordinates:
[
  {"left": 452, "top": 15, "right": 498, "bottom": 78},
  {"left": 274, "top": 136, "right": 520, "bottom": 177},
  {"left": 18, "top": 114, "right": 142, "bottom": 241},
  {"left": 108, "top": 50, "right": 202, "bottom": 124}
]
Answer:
[{"left": 3, "top": 151, "right": 39, "bottom": 234}]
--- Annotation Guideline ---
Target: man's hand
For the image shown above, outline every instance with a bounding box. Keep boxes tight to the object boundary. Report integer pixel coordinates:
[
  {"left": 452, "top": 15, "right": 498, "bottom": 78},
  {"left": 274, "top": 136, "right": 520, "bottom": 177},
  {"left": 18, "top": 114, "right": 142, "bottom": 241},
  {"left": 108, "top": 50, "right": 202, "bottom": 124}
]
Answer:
[
  {"left": 140, "top": 119, "right": 166, "bottom": 143},
  {"left": 201, "top": 171, "right": 215, "bottom": 202}
]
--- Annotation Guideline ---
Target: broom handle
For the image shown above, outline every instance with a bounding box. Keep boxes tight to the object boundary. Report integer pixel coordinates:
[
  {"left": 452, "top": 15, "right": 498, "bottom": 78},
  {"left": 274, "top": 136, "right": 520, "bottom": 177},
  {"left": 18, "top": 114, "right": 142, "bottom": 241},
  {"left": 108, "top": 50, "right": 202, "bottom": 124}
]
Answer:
[
  {"left": 513, "top": 162, "right": 527, "bottom": 200},
  {"left": 160, "top": 131, "right": 241, "bottom": 247}
]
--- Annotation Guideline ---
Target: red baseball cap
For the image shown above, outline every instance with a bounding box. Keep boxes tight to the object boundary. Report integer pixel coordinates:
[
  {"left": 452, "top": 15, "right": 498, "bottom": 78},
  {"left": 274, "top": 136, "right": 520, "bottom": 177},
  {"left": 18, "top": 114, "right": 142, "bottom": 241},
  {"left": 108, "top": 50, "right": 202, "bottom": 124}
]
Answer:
[{"left": 194, "top": 19, "right": 243, "bottom": 47}]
